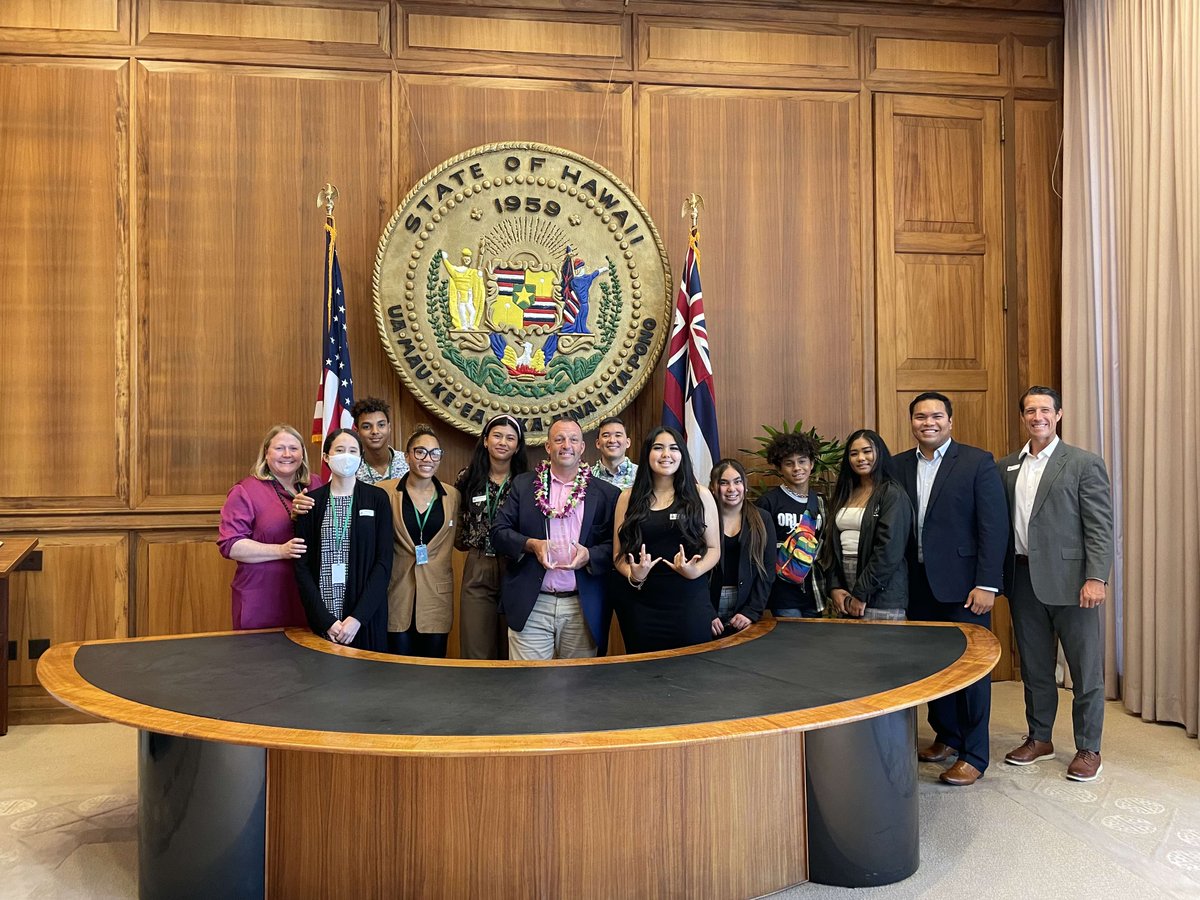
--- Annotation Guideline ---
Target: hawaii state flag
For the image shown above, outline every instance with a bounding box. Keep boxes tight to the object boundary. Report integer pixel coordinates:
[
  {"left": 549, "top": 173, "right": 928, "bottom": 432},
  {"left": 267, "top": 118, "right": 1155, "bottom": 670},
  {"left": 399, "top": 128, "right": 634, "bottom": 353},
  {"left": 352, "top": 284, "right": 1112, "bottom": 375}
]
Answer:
[
  {"left": 311, "top": 215, "right": 355, "bottom": 474},
  {"left": 663, "top": 226, "right": 719, "bottom": 481}
]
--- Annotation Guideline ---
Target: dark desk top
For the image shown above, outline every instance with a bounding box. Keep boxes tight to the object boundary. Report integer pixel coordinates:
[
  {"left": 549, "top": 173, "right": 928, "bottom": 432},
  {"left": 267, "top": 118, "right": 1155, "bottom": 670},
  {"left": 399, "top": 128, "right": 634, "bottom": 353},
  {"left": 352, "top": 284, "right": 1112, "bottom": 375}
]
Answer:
[{"left": 39, "top": 620, "right": 998, "bottom": 755}]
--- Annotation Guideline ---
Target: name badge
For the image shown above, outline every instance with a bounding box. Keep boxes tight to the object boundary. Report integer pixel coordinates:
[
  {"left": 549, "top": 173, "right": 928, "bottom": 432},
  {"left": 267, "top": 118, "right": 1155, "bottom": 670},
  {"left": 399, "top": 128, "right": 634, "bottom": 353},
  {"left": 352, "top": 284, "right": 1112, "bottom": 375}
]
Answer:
[
  {"left": 415, "top": 544, "right": 429, "bottom": 565},
  {"left": 669, "top": 513, "right": 679, "bottom": 521},
  {"left": 1007, "top": 464, "right": 1021, "bottom": 471},
  {"left": 359, "top": 508, "right": 374, "bottom": 517},
  {"left": 472, "top": 494, "right": 487, "bottom": 504},
  {"left": 331, "top": 563, "right": 347, "bottom": 585}
]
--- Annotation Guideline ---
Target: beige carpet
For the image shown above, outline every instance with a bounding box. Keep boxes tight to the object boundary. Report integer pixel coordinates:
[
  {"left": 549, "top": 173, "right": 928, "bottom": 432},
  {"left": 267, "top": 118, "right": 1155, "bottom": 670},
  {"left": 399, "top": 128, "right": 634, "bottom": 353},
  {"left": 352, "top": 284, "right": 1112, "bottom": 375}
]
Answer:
[{"left": 1, "top": 683, "right": 1197, "bottom": 899}]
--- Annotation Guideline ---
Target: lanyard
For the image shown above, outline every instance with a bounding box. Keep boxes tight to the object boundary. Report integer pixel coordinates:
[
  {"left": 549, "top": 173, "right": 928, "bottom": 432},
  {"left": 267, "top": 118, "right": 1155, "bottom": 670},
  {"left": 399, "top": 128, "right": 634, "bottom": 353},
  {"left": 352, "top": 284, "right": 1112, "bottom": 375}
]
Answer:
[
  {"left": 413, "top": 494, "right": 436, "bottom": 544},
  {"left": 485, "top": 477, "right": 508, "bottom": 523},
  {"left": 332, "top": 495, "right": 354, "bottom": 552}
]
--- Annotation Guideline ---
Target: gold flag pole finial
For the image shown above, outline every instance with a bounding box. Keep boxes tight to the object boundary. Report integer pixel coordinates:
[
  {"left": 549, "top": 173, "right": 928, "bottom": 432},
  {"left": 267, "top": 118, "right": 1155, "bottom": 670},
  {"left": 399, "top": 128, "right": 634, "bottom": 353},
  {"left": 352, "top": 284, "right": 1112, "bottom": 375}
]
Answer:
[
  {"left": 681, "top": 193, "right": 703, "bottom": 230},
  {"left": 317, "top": 183, "right": 339, "bottom": 218}
]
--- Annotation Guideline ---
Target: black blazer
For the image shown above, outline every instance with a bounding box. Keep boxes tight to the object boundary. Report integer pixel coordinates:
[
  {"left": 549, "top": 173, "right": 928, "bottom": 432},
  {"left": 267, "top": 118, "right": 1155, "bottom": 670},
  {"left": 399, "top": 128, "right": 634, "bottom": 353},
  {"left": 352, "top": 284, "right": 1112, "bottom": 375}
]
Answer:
[
  {"left": 490, "top": 471, "right": 619, "bottom": 646},
  {"left": 709, "top": 507, "right": 775, "bottom": 622},
  {"left": 294, "top": 480, "right": 394, "bottom": 651},
  {"left": 820, "top": 480, "right": 913, "bottom": 611},
  {"left": 891, "top": 440, "right": 1008, "bottom": 603}
]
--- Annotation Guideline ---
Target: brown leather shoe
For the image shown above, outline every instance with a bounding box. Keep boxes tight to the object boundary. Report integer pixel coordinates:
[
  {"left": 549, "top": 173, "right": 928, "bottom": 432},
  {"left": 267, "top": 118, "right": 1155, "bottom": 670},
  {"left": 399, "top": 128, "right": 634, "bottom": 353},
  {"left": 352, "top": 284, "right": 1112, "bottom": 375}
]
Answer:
[
  {"left": 1004, "top": 737, "right": 1055, "bottom": 766},
  {"left": 918, "top": 741, "right": 956, "bottom": 763},
  {"left": 939, "top": 760, "right": 983, "bottom": 786},
  {"left": 1066, "top": 750, "right": 1103, "bottom": 782}
]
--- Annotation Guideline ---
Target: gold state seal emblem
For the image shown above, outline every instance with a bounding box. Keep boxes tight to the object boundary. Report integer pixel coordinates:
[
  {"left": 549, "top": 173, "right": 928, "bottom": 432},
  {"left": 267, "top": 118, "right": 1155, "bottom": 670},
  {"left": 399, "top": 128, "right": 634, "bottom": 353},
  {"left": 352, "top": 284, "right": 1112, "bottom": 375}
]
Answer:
[{"left": 374, "top": 143, "right": 671, "bottom": 444}]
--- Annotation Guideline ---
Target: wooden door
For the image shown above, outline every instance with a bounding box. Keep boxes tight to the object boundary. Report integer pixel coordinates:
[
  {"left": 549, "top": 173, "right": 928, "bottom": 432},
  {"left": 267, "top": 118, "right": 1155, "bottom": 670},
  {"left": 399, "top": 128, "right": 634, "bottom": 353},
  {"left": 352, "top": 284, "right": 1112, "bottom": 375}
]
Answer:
[
  {"left": 875, "top": 93, "right": 1016, "bottom": 680},
  {"left": 874, "top": 93, "right": 1007, "bottom": 457}
]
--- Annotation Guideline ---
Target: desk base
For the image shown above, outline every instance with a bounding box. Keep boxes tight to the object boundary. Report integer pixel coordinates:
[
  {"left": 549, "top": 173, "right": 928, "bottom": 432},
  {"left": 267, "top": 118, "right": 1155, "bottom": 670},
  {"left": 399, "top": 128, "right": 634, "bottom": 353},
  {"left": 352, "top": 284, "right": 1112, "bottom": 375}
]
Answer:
[
  {"left": 139, "top": 732, "right": 265, "bottom": 900},
  {"left": 806, "top": 709, "right": 919, "bottom": 886},
  {"left": 135, "top": 717, "right": 924, "bottom": 898},
  {"left": 267, "top": 733, "right": 808, "bottom": 898}
]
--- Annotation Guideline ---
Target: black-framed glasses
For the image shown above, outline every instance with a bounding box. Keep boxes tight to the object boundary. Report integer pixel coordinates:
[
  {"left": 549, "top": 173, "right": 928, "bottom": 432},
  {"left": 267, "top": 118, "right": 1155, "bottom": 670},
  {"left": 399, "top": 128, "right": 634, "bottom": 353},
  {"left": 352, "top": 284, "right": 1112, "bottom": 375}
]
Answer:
[{"left": 411, "top": 447, "right": 443, "bottom": 461}]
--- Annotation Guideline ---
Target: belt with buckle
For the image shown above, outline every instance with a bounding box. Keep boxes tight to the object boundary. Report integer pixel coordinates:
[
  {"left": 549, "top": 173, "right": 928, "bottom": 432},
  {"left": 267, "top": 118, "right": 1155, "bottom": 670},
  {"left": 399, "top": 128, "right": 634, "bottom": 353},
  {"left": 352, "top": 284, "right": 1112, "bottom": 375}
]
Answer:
[{"left": 544, "top": 590, "right": 579, "bottom": 598}]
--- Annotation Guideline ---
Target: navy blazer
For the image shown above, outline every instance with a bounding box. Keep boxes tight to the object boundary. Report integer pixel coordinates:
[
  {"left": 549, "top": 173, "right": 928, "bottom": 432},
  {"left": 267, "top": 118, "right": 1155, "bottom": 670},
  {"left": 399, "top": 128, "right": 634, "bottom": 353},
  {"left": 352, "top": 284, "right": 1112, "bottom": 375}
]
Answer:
[
  {"left": 490, "top": 470, "right": 619, "bottom": 649},
  {"left": 891, "top": 440, "right": 1008, "bottom": 604}
]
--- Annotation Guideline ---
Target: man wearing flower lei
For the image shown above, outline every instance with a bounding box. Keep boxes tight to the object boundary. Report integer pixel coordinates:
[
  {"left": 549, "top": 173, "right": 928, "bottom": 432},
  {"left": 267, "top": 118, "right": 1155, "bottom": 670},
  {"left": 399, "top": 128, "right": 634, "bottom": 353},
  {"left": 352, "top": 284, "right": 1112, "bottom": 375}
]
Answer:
[{"left": 491, "top": 417, "right": 621, "bottom": 659}]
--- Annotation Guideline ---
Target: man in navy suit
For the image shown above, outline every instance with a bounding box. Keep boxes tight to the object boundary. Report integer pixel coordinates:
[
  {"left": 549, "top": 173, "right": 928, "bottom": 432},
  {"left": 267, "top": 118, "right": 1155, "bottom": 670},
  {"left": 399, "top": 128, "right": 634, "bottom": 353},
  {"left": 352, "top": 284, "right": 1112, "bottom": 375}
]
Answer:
[
  {"left": 491, "top": 417, "right": 619, "bottom": 659},
  {"left": 893, "top": 391, "right": 1009, "bottom": 786}
]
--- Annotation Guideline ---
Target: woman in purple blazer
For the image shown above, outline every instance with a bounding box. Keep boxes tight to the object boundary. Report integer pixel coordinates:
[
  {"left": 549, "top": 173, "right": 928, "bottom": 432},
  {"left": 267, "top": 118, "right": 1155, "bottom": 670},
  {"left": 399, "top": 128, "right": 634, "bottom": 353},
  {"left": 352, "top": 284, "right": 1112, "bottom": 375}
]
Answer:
[{"left": 218, "top": 424, "right": 323, "bottom": 629}]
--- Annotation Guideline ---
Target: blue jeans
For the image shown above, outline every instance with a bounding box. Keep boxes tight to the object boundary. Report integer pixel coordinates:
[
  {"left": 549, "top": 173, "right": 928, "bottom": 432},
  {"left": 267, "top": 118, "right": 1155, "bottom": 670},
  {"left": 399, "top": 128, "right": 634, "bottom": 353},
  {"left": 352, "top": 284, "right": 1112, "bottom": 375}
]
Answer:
[{"left": 772, "top": 607, "right": 817, "bottom": 618}]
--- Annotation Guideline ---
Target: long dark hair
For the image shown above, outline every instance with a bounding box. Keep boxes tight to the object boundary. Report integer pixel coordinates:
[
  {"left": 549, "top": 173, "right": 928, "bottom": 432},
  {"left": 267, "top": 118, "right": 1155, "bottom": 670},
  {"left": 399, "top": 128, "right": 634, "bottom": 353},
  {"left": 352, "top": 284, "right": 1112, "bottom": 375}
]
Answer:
[
  {"left": 455, "top": 414, "right": 529, "bottom": 498},
  {"left": 618, "top": 426, "right": 707, "bottom": 557},
  {"left": 829, "top": 429, "right": 895, "bottom": 520},
  {"left": 710, "top": 459, "right": 769, "bottom": 578}
]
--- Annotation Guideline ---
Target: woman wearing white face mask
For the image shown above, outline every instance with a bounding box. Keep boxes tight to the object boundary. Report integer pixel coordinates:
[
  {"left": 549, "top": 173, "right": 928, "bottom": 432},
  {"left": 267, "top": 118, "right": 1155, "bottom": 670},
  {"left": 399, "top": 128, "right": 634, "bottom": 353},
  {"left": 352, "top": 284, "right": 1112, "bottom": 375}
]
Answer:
[{"left": 294, "top": 428, "right": 394, "bottom": 650}]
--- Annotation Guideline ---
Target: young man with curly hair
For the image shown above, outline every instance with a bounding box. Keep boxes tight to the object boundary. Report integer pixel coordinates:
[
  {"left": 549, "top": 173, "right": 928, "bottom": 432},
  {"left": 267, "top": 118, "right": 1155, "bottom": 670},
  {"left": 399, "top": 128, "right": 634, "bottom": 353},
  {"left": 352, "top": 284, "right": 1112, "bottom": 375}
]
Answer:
[{"left": 756, "top": 431, "right": 826, "bottom": 618}]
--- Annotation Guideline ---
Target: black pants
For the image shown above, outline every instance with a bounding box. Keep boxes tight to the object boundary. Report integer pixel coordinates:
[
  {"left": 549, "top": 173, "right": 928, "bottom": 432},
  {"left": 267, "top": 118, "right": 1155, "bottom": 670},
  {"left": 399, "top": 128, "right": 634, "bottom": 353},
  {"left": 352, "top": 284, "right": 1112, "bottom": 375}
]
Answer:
[
  {"left": 909, "top": 563, "right": 992, "bottom": 773},
  {"left": 387, "top": 626, "right": 448, "bottom": 659}
]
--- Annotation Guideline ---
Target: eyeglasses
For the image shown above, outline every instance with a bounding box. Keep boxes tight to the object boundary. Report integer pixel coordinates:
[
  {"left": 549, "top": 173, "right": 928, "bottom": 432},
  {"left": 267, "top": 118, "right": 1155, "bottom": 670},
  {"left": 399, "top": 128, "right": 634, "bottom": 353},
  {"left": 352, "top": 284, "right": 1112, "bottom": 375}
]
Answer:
[{"left": 410, "top": 447, "right": 443, "bottom": 461}]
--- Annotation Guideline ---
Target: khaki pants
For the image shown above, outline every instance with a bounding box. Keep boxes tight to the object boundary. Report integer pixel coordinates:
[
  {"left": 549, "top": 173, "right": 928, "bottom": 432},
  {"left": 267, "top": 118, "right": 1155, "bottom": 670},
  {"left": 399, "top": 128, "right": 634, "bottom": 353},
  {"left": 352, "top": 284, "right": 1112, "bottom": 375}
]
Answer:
[
  {"left": 508, "top": 592, "right": 597, "bottom": 661},
  {"left": 458, "top": 549, "right": 508, "bottom": 660}
]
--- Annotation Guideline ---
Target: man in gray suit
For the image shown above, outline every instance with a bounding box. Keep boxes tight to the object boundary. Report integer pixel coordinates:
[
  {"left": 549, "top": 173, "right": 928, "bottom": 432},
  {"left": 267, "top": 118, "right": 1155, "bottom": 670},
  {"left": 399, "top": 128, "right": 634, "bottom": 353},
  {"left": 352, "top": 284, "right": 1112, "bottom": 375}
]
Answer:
[{"left": 998, "top": 386, "right": 1114, "bottom": 782}]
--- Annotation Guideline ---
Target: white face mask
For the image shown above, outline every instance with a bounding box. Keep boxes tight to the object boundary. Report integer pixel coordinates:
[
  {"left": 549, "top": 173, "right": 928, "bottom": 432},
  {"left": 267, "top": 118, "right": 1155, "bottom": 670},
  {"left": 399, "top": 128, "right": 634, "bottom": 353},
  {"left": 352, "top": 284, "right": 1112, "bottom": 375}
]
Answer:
[{"left": 328, "top": 453, "right": 361, "bottom": 478}]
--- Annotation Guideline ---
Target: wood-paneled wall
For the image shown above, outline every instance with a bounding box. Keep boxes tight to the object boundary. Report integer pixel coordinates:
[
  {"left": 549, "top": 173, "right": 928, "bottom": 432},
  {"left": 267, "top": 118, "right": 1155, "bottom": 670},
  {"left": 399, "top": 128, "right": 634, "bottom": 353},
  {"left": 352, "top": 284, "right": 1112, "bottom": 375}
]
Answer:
[{"left": 1, "top": 0, "right": 1062, "bottom": 711}]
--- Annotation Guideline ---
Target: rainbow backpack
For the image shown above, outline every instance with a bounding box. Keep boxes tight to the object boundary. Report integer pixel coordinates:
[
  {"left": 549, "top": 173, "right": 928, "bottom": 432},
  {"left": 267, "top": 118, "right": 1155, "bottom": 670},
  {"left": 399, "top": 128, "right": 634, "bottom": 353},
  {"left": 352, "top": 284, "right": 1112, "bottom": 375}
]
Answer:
[{"left": 777, "top": 511, "right": 818, "bottom": 584}]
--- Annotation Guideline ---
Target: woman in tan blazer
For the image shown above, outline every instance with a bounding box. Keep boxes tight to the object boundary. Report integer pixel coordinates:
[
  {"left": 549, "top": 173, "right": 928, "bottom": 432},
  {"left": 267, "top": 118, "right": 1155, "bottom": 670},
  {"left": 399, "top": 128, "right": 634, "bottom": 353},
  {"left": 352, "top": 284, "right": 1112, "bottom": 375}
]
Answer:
[{"left": 380, "top": 424, "right": 460, "bottom": 658}]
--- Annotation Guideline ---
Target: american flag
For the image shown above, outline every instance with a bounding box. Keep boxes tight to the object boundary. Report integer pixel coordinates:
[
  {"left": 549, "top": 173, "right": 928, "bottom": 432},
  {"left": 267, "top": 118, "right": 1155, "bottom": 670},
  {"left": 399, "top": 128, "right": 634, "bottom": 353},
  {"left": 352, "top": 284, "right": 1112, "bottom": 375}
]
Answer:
[
  {"left": 311, "top": 216, "right": 355, "bottom": 474},
  {"left": 663, "top": 226, "right": 719, "bottom": 481}
]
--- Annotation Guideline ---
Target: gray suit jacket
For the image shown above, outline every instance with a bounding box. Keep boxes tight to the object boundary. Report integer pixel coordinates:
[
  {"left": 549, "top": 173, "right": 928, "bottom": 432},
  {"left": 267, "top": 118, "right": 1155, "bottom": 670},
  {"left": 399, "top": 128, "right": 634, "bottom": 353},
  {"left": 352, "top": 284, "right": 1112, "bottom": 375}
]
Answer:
[{"left": 998, "top": 441, "right": 1114, "bottom": 606}]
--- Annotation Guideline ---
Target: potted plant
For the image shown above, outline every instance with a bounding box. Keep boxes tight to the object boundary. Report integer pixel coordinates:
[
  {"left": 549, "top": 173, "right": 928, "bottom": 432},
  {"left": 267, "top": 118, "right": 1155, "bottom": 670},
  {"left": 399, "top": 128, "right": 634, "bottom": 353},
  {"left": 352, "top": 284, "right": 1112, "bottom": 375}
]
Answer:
[{"left": 740, "top": 420, "right": 845, "bottom": 500}]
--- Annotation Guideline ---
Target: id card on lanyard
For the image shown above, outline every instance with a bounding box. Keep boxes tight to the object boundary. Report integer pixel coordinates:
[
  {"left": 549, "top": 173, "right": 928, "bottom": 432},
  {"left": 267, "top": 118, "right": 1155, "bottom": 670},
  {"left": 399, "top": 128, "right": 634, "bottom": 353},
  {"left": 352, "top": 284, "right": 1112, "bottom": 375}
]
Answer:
[
  {"left": 414, "top": 495, "right": 436, "bottom": 565},
  {"left": 332, "top": 495, "right": 355, "bottom": 584}
]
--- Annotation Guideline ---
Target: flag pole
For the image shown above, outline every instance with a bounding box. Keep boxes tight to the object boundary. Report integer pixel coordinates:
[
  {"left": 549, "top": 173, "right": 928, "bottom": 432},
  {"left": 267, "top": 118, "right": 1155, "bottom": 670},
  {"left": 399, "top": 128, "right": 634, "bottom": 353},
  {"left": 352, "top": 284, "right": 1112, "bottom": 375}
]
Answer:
[
  {"left": 681, "top": 193, "right": 703, "bottom": 262},
  {"left": 317, "top": 184, "right": 339, "bottom": 328},
  {"left": 665, "top": 192, "right": 719, "bottom": 482},
  {"left": 311, "top": 183, "right": 355, "bottom": 466}
]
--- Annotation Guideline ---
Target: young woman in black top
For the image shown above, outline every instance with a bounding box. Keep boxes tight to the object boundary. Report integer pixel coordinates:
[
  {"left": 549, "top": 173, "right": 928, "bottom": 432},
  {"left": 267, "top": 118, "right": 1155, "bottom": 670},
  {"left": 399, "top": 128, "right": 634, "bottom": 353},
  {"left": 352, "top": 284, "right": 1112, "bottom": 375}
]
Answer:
[
  {"left": 383, "top": 425, "right": 461, "bottom": 658},
  {"left": 819, "top": 429, "right": 914, "bottom": 620},
  {"left": 709, "top": 459, "right": 775, "bottom": 636},
  {"left": 613, "top": 426, "right": 721, "bottom": 652},
  {"left": 453, "top": 414, "right": 529, "bottom": 659}
]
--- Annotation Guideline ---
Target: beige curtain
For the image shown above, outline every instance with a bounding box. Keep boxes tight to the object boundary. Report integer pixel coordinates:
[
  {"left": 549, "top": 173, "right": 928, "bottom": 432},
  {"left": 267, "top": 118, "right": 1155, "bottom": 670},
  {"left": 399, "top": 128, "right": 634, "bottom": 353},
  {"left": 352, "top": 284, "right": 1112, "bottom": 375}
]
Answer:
[{"left": 1062, "top": 0, "right": 1200, "bottom": 738}]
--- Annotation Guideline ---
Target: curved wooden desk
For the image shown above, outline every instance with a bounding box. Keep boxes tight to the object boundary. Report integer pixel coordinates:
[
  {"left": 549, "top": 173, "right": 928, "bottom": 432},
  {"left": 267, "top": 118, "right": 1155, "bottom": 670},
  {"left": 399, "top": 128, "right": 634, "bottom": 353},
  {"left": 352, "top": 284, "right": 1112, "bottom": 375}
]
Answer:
[{"left": 39, "top": 619, "right": 998, "bottom": 899}]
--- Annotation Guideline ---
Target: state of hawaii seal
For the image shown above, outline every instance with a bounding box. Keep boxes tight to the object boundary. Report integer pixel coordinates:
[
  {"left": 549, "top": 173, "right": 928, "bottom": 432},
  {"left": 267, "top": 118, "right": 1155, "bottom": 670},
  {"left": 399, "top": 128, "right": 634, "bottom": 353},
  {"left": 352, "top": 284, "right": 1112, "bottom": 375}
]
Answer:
[{"left": 373, "top": 143, "right": 671, "bottom": 445}]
